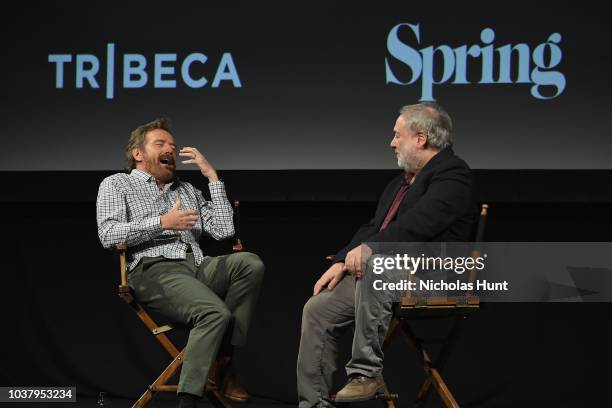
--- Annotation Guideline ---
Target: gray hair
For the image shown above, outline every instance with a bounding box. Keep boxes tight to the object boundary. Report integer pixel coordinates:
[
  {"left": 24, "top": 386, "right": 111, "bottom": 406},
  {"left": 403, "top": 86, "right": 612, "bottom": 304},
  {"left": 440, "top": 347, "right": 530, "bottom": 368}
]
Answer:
[{"left": 399, "top": 102, "right": 453, "bottom": 149}]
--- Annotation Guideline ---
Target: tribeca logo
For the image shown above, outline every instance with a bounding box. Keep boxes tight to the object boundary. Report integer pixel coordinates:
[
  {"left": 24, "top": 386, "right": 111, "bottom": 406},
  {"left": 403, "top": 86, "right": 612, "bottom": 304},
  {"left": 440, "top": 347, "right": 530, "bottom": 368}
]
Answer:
[
  {"left": 385, "top": 23, "right": 566, "bottom": 101},
  {"left": 48, "top": 43, "right": 241, "bottom": 99}
]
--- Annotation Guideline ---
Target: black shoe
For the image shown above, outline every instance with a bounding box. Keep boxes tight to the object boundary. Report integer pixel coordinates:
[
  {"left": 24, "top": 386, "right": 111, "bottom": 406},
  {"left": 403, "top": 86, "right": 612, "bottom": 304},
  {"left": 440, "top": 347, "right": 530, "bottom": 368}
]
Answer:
[{"left": 178, "top": 392, "right": 199, "bottom": 408}]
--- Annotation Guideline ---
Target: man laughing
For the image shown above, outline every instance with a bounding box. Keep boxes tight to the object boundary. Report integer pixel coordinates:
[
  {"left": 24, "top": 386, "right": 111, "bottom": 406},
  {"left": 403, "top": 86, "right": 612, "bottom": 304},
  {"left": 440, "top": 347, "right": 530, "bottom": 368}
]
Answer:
[{"left": 96, "top": 118, "right": 264, "bottom": 408}]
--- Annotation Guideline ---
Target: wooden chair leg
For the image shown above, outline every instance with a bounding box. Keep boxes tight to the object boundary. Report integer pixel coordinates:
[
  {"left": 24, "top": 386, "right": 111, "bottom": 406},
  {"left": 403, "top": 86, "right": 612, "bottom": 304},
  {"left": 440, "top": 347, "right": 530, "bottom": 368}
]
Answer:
[
  {"left": 400, "top": 320, "right": 462, "bottom": 408},
  {"left": 413, "top": 377, "right": 433, "bottom": 408},
  {"left": 414, "top": 316, "right": 465, "bottom": 407},
  {"left": 428, "top": 368, "right": 460, "bottom": 408},
  {"left": 132, "top": 388, "right": 153, "bottom": 408},
  {"left": 132, "top": 350, "right": 184, "bottom": 408},
  {"left": 205, "top": 384, "right": 233, "bottom": 408},
  {"left": 379, "top": 381, "right": 399, "bottom": 408}
]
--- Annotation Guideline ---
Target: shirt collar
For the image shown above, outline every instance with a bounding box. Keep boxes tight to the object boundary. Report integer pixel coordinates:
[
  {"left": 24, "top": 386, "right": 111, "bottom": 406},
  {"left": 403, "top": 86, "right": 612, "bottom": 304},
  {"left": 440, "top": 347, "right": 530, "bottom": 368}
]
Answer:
[
  {"left": 404, "top": 171, "right": 417, "bottom": 185},
  {"left": 130, "top": 169, "right": 180, "bottom": 189},
  {"left": 130, "top": 169, "right": 154, "bottom": 182}
]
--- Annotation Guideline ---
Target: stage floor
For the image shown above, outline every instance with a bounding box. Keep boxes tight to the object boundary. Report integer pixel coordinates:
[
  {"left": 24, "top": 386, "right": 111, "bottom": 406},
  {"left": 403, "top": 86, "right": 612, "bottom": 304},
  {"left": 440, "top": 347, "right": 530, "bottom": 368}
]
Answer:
[
  {"left": 3, "top": 398, "right": 292, "bottom": 408},
  {"left": 4, "top": 396, "right": 387, "bottom": 408}
]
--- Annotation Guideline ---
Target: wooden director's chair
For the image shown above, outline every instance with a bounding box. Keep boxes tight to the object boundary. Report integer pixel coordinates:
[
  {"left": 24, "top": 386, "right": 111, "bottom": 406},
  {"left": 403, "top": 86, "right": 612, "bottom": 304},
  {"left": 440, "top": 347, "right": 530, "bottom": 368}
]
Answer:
[
  {"left": 115, "top": 201, "right": 245, "bottom": 408},
  {"left": 330, "top": 204, "right": 489, "bottom": 408},
  {"left": 382, "top": 203, "right": 489, "bottom": 408}
]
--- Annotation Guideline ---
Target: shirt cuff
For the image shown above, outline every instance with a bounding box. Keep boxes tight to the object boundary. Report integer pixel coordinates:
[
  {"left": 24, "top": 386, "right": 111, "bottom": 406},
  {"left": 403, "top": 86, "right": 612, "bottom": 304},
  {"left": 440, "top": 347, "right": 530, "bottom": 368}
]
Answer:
[{"left": 208, "top": 180, "right": 227, "bottom": 199}]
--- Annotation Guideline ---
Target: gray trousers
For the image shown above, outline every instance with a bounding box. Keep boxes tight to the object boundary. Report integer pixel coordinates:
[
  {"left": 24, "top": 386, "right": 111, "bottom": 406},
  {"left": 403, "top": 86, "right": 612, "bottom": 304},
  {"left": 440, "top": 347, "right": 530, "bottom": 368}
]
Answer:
[
  {"left": 128, "top": 251, "right": 264, "bottom": 397},
  {"left": 297, "top": 274, "right": 394, "bottom": 408}
]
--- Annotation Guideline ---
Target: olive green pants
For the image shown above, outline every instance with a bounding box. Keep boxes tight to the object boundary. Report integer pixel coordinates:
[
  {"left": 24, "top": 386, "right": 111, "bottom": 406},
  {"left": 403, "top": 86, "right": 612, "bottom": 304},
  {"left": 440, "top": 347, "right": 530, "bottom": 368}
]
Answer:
[{"left": 128, "top": 251, "right": 264, "bottom": 397}]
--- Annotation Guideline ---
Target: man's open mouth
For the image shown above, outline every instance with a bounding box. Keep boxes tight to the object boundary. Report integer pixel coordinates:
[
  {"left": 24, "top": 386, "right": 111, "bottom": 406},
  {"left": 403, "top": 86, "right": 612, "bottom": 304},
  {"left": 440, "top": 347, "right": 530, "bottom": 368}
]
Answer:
[{"left": 159, "top": 157, "right": 175, "bottom": 166}]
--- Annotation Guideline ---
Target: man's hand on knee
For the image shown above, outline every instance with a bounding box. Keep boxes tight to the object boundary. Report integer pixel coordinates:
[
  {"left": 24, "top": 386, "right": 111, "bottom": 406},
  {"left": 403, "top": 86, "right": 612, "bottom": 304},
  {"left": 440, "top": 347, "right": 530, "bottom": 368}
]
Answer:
[{"left": 313, "top": 262, "right": 347, "bottom": 295}]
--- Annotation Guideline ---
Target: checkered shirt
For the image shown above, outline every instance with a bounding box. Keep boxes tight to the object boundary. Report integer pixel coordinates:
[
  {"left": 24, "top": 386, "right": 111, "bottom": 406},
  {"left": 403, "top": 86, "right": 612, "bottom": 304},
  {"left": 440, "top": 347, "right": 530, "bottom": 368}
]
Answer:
[{"left": 96, "top": 169, "right": 234, "bottom": 271}]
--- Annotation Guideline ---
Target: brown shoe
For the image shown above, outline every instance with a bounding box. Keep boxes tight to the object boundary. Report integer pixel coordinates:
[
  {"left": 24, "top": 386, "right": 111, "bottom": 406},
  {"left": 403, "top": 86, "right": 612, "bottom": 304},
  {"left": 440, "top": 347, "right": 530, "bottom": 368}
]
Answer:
[
  {"left": 208, "top": 356, "right": 249, "bottom": 402},
  {"left": 222, "top": 368, "right": 249, "bottom": 402},
  {"left": 334, "top": 375, "right": 384, "bottom": 403}
]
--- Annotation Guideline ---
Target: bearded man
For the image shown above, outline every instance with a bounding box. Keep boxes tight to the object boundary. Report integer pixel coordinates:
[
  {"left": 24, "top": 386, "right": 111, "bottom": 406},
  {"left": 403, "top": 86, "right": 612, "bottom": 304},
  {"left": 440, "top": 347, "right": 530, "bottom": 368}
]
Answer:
[
  {"left": 297, "top": 103, "right": 474, "bottom": 407},
  {"left": 96, "top": 118, "right": 264, "bottom": 408}
]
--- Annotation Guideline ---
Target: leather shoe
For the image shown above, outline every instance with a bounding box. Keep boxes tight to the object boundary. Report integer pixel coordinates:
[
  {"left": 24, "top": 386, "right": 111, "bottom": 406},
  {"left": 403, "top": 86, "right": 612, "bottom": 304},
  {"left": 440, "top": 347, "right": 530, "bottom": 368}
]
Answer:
[
  {"left": 334, "top": 375, "right": 384, "bottom": 403},
  {"left": 208, "top": 356, "right": 249, "bottom": 402}
]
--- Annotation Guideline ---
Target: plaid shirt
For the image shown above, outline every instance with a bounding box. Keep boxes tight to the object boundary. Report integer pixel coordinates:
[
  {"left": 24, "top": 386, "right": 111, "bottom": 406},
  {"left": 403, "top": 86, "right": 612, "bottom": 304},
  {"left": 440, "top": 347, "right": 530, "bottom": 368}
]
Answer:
[{"left": 96, "top": 169, "right": 234, "bottom": 271}]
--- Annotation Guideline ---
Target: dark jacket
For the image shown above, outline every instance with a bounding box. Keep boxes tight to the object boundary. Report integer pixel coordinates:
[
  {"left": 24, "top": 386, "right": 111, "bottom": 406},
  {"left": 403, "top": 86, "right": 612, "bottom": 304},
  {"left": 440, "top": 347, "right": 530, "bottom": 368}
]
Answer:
[{"left": 334, "top": 147, "right": 474, "bottom": 262}]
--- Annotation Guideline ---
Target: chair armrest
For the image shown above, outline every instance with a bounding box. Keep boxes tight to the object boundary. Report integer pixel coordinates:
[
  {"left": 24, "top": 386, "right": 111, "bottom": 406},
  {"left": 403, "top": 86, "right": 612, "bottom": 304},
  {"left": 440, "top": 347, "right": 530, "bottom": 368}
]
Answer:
[
  {"left": 114, "top": 243, "right": 129, "bottom": 288},
  {"left": 232, "top": 239, "right": 244, "bottom": 252},
  {"left": 118, "top": 284, "right": 134, "bottom": 304}
]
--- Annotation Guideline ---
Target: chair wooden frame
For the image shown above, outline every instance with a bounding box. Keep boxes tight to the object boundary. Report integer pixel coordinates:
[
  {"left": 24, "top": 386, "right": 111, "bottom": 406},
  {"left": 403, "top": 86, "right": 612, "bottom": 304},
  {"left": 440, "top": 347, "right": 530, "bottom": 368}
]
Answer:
[
  {"left": 383, "top": 203, "right": 489, "bottom": 408},
  {"left": 115, "top": 201, "right": 246, "bottom": 408},
  {"left": 330, "top": 204, "right": 489, "bottom": 408}
]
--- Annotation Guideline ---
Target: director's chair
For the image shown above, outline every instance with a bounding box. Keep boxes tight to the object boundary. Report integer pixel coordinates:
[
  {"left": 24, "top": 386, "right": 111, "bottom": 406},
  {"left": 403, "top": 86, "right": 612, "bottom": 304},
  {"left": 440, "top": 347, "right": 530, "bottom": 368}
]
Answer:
[
  {"left": 115, "top": 201, "right": 245, "bottom": 408},
  {"left": 329, "top": 204, "right": 489, "bottom": 408},
  {"left": 382, "top": 203, "right": 489, "bottom": 408}
]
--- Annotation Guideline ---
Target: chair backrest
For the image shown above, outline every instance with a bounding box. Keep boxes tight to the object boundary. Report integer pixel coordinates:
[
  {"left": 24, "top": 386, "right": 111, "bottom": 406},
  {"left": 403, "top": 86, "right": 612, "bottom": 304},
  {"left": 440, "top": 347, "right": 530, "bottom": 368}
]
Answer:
[
  {"left": 116, "top": 243, "right": 132, "bottom": 303},
  {"left": 232, "top": 200, "right": 244, "bottom": 252},
  {"left": 400, "top": 203, "right": 489, "bottom": 309},
  {"left": 467, "top": 203, "right": 488, "bottom": 288}
]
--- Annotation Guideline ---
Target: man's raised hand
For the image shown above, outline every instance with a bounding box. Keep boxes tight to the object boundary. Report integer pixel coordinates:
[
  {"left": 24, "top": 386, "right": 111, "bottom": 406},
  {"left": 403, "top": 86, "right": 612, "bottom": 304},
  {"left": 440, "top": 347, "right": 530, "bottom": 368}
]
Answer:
[{"left": 179, "top": 146, "right": 219, "bottom": 182}]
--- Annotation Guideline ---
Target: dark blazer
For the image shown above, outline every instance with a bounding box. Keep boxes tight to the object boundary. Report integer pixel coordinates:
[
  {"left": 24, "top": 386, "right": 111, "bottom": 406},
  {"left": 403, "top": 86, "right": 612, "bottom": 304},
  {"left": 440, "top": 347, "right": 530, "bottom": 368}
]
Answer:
[{"left": 334, "top": 147, "right": 474, "bottom": 262}]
